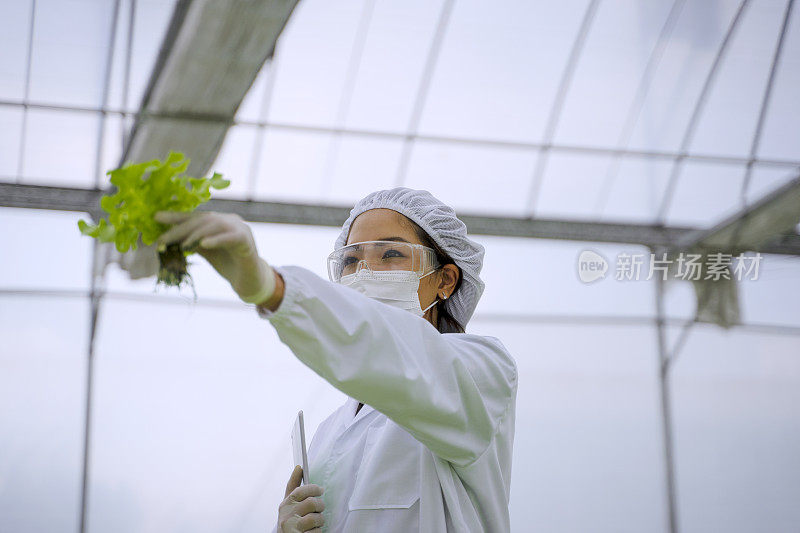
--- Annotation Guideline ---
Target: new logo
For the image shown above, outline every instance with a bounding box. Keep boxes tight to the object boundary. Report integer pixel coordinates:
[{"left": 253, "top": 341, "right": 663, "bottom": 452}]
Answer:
[{"left": 577, "top": 250, "right": 608, "bottom": 283}]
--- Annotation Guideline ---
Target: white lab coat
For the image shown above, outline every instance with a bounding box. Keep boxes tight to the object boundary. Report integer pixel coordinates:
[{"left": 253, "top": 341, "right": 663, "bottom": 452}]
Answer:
[{"left": 262, "top": 266, "right": 517, "bottom": 532}]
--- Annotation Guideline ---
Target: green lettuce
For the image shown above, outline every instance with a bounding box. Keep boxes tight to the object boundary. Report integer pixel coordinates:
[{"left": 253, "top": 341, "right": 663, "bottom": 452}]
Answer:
[{"left": 78, "top": 151, "right": 229, "bottom": 253}]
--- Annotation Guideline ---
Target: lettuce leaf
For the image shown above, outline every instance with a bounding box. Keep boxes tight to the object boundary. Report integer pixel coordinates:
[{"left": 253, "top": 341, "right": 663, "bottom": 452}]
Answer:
[{"left": 78, "top": 152, "right": 229, "bottom": 253}]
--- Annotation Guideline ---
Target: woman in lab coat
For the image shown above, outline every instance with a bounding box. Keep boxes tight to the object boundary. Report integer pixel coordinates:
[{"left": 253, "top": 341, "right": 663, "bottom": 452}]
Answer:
[{"left": 155, "top": 187, "right": 518, "bottom": 532}]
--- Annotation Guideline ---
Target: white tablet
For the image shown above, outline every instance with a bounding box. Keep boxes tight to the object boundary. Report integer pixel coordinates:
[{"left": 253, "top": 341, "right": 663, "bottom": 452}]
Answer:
[{"left": 291, "top": 410, "right": 309, "bottom": 485}]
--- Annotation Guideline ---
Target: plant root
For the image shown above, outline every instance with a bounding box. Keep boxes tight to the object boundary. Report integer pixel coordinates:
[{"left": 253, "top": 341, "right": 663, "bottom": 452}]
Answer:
[{"left": 158, "top": 243, "right": 191, "bottom": 288}]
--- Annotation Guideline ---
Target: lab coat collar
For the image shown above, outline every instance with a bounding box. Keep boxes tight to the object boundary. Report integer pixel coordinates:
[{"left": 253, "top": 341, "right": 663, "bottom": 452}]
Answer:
[{"left": 344, "top": 397, "right": 375, "bottom": 429}]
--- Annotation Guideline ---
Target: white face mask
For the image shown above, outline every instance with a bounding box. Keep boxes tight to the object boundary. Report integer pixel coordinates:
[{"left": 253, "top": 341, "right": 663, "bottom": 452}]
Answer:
[{"left": 340, "top": 269, "right": 438, "bottom": 317}]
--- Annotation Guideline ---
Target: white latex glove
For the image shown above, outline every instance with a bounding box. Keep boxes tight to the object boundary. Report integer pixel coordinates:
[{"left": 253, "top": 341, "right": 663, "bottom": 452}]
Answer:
[
  {"left": 117, "top": 241, "right": 159, "bottom": 279},
  {"left": 154, "top": 211, "right": 276, "bottom": 304},
  {"left": 278, "top": 466, "right": 325, "bottom": 532}
]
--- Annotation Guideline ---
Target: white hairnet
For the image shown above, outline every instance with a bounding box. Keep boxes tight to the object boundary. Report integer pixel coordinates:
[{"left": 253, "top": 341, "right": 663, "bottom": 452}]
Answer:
[{"left": 334, "top": 187, "right": 485, "bottom": 331}]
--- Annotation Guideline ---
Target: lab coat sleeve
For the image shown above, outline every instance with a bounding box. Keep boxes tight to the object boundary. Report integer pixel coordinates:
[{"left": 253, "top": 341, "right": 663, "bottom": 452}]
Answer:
[{"left": 261, "top": 265, "right": 518, "bottom": 468}]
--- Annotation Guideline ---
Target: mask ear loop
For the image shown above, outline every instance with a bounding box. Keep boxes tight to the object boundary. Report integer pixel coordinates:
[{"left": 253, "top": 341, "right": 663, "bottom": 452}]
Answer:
[
  {"left": 420, "top": 266, "right": 448, "bottom": 316},
  {"left": 421, "top": 297, "right": 438, "bottom": 315},
  {"left": 421, "top": 290, "right": 449, "bottom": 315}
]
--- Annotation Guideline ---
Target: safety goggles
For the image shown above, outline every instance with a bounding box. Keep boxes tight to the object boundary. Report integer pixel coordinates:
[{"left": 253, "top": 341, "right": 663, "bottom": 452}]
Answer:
[{"left": 327, "top": 240, "right": 440, "bottom": 283}]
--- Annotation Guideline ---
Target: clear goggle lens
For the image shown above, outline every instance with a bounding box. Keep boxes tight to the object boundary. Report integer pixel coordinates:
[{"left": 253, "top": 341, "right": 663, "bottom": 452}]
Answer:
[{"left": 327, "top": 240, "right": 440, "bottom": 283}]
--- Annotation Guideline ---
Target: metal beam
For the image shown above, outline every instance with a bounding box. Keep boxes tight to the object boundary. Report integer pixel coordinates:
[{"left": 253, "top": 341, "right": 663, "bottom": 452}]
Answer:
[
  {"left": 7, "top": 287, "right": 800, "bottom": 336},
  {"left": 79, "top": 4, "right": 122, "bottom": 532},
  {"left": 394, "top": 0, "right": 455, "bottom": 187},
  {"left": 4, "top": 98, "right": 800, "bottom": 171},
  {"left": 3, "top": 182, "right": 800, "bottom": 255},
  {"left": 655, "top": 273, "right": 679, "bottom": 533},
  {"left": 658, "top": 0, "right": 751, "bottom": 222},
  {"left": 320, "top": 0, "right": 377, "bottom": 199},
  {"left": 526, "top": 0, "right": 600, "bottom": 215},
  {"left": 741, "top": 0, "right": 795, "bottom": 200},
  {"left": 595, "top": 0, "right": 687, "bottom": 218},
  {"left": 122, "top": 0, "right": 299, "bottom": 177},
  {"left": 15, "top": 0, "right": 37, "bottom": 181},
  {"left": 673, "top": 172, "right": 800, "bottom": 253},
  {"left": 665, "top": 171, "right": 800, "bottom": 330}
]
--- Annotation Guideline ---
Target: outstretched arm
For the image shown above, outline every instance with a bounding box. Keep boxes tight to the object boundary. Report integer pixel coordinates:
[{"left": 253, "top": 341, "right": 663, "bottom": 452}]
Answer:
[
  {"left": 156, "top": 211, "right": 517, "bottom": 467},
  {"left": 262, "top": 265, "right": 517, "bottom": 468}
]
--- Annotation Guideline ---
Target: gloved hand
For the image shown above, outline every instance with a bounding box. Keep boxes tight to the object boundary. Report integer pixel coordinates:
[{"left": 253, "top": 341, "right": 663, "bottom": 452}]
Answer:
[
  {"left": 277, "top": 465, "right": 325, "bottom": 532},
  {"left": 154, "top": 211, "right": 276, "bottom": 304}
]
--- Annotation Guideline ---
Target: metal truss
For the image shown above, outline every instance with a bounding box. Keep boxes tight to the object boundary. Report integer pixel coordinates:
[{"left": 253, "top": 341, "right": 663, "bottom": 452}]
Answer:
[{"left": 2, "top": 182, "right": 799, "bottom": 256}]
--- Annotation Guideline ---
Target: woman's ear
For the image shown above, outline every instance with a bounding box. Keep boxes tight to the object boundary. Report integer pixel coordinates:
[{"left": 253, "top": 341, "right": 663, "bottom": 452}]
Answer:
[{"left": 437, "top": 264, "right": 460, "bottom": 299}]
